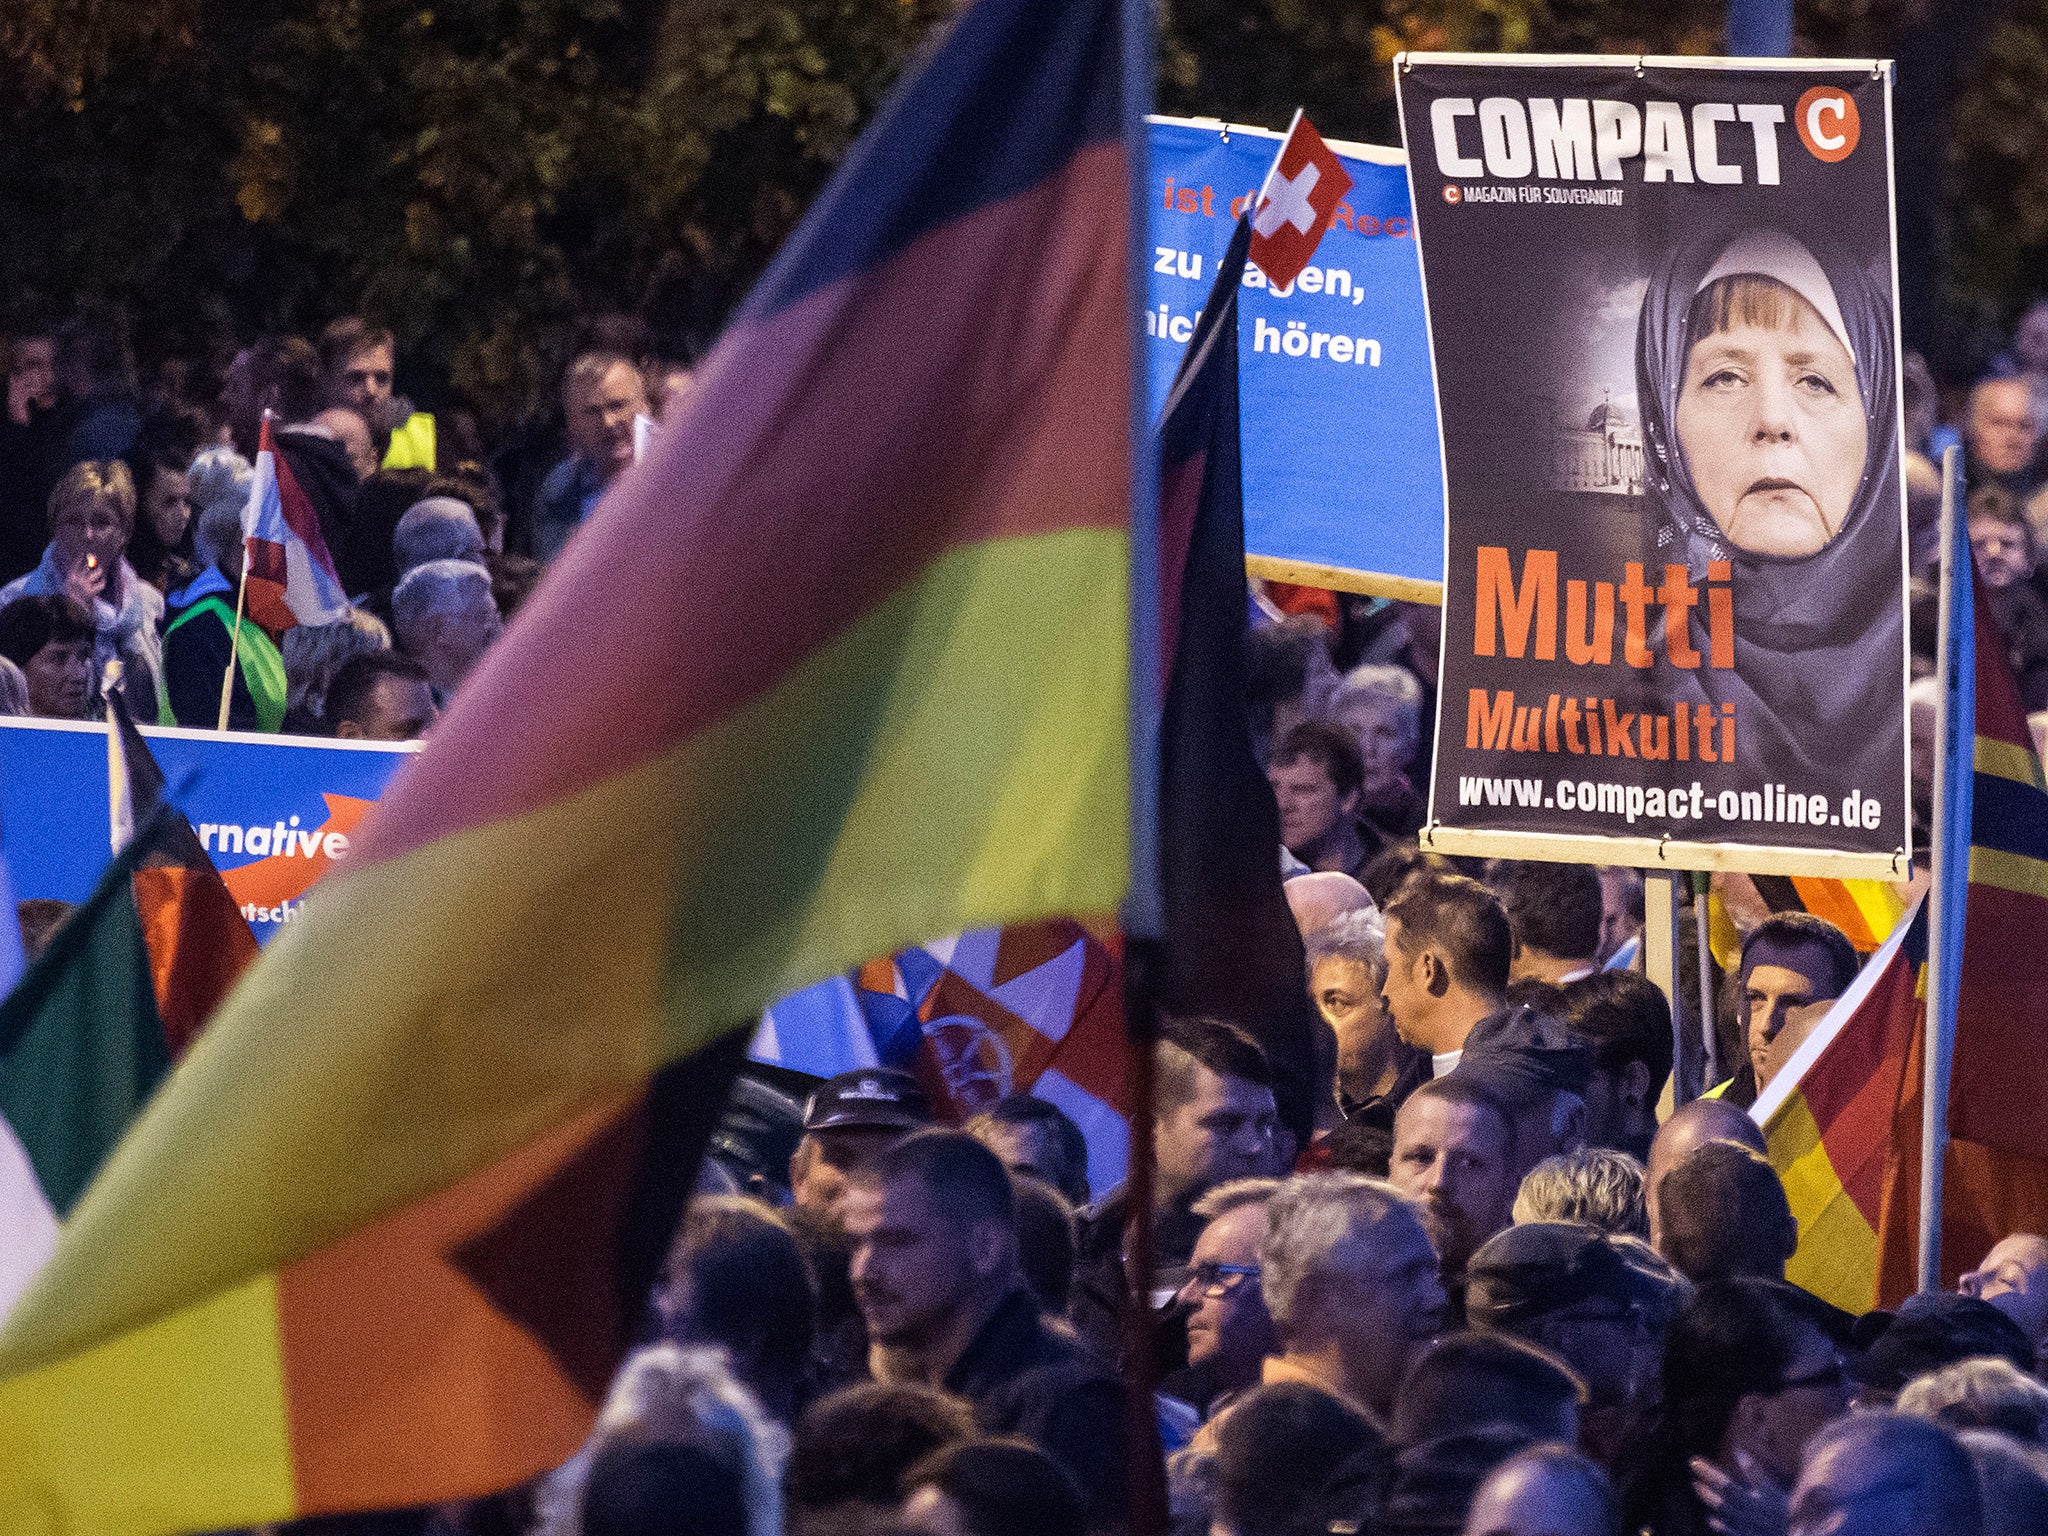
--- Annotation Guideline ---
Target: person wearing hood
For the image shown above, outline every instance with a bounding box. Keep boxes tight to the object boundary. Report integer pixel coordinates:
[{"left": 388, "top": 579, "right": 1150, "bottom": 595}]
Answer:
[
  {"left": 1449, "top": 1004, "right": 1593, "bottom": 1183},
  {"left": 0, "top": 458, "right": 161, "bottom": 717},
  {"left": 1635, "top": 226, "right": 1905, "bottom": 811},
  {"left": 121, "top": 406, "right": 208, "bottom": 595}
]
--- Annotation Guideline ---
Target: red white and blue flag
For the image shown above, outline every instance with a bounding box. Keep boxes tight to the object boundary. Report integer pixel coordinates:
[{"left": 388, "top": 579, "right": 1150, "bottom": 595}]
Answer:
[{"left": 243, "top": 416, "right": 349, "bottom": 636}]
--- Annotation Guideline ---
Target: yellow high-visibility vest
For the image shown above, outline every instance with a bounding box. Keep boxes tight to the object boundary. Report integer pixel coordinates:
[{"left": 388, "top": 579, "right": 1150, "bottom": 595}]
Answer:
[{"left": 382, "top": 412, "right": 436, "bottom": 471}]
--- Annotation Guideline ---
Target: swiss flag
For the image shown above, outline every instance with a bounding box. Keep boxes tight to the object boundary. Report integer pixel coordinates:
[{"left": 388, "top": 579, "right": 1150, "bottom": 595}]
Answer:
[{"left": 1248, "top": 110, "right": 1353, "bottom": 292}]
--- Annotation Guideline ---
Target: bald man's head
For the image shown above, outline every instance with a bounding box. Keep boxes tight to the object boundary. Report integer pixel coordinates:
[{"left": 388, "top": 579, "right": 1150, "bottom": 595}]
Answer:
[
  {"left": 1461, "top": 1445, "right": 1619, "bottom": 1536},
  {"left": 1286, "top": 871, "right": 1376, "bottom": 938},
  {"left": 1960, "top": 1233, "right": 2048, "bottom": 1345},
  {"left": 1790, "top": 1411, "right": 1981, "bottom": 1536},
  {"left": 1646, "top": 1098, "right": 1767, "bottom": 1246}
]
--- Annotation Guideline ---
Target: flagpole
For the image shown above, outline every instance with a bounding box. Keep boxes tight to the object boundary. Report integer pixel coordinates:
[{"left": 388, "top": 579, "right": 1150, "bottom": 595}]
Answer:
[
  {"left": 216, "top": 412, "right": 269, "bottom": 732},
  {"left": 1123, "top": 0, "right": 1161, "bottom": 952},
  {"left": 1119, "top": 0, "right": 1169, "bottom": 1530},
  {"left": 215, "top": 559, "right": 251, "bottom": 734},
  {"left": 1918, "top": 444, "right": 1966, "bottom": 1291},
  {"left": 104, "top": 660, "right": 131, "bottom": 854},
  {"left": 1693, "top": 870, "right": 1715, "bottom": 1102},
  {"left": 1642, "top": 870, "right": 1684, "bottom": 1088}
]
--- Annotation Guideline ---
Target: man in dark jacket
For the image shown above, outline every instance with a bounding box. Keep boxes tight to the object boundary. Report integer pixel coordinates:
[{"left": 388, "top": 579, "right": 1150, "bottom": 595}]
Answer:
[
  {"left": 222, "top": 335, "right": 361, "bottom": 573},
  {"left": 160, "top": 495, "right": 285, "bottom": 732},
  {"left": 843, "top": 1130, "right": 1127, "bottom": 1526},
  {"left": 1068, "top": 1017, "right": 1283, "bottom": 1375}
]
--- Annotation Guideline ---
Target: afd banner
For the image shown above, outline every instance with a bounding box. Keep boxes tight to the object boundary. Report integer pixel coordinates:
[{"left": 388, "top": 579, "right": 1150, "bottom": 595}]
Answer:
[
  {"left": 1147, "top": 116, "right": 1443, "bottom": 598},
  {"left": 0, "top": 720, "right": 411, "bottom": 941},
  {"left": 1396, "top": 58, "right": 1912, "bottom": 877}
]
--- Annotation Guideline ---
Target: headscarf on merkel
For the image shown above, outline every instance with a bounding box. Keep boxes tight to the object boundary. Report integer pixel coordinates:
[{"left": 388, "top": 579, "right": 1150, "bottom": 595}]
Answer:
[{"left": 1634, "top": 226, "right": 1905, "bottom": 800}]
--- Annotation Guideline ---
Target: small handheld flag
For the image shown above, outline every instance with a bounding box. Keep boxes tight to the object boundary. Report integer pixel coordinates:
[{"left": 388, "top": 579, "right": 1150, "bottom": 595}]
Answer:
[
  {"left": 242, "top": 416, "right": 349, "bottom": 639},
  {"left": 0, "top": 689, "right": 256, "bottom": 1321},
  {"left": 220, "top": 415, "right": 351, "bottom": 729},
  {"left": 1248, "top": 110, "right": 1353, "bottom": 292}
]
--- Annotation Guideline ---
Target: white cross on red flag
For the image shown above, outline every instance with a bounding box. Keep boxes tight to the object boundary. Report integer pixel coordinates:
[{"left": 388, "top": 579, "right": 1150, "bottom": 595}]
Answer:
[{"left": 1248, "top": 110, "right": 1353, "bottom": 292}]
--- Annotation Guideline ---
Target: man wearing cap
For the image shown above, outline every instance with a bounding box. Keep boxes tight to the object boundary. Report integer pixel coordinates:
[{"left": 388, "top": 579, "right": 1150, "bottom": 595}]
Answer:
[
  {"left": 786, "top": 1068, "right": 936, "bottom": 1389},
  {"left": 790, "top": 1068, "right": 934, "bottom": 1231},
  {"left": 1467, "top": 1222, "right": 1682, "bottom": 1460},
  {"left": 1850, "top": 1291, "right": 2035, "bottom": 1405},
  {"left": 1449, "top": 1006, "right": 1592, "bottom": 1182}
]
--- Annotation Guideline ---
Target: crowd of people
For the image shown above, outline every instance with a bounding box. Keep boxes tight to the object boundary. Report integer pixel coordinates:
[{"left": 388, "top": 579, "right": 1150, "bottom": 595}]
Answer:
[
  {"left": 452, "top": 935, "right": 2048, "bottom": 1536},
  {"left": 0, "top": 304, "right": 686, "bottom": 736},
  {"left": 3, "top": 291, "right": 2047, "bottom": 1536}
]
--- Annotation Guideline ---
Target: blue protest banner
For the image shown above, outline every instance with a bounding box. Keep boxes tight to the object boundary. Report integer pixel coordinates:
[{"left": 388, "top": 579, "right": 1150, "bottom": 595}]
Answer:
[
  {"left": 1147, "top": 115, "right": 1444, "bottom": 600},
  {"left": 0, "top": 720, "right": 411, "bottom": 943}
]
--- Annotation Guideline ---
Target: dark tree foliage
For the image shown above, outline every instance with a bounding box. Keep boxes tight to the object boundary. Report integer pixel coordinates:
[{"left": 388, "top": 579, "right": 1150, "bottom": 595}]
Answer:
[
  {"left": 1157, "top": 0, "right": 2033, "bottom": 375},
  {"left": 0, "top": 0, "right": 953, "bottom": 437},
  {"left": 0, "top": 0, "right": 2033, "bottom": 444}
]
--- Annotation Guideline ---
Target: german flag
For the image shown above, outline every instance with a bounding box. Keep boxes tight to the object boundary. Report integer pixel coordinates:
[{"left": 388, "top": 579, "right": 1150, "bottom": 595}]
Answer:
[
  {"left": 0, "top": 695, "right": 255, "bottom": 1321},
  {"left": 1761, "top": 552, "right": 2048, "bottom": 1309},
  {"left": 1753, "top": 903, "right": 1922, "bottom": 1313},
  {"left": 0, "top": 0, "right": 1136, "bottom": 1528},
  {"left": 1877, "top": 558, "right": 2048, "bottom": 1296}
]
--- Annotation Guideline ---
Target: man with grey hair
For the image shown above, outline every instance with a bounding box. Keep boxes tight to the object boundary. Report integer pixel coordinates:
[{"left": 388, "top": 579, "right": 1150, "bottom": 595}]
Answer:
[
  {"left": 392, "top": 558, "right": 502, "bottom": 702},
  {"left": 1331, "top": 662, "right": 1427, "bottom": 842},
  {"left": 1307, "top": 906, "right": 1416, "bottom": 1117},
  {"left": 536, "top": 349, "right": 650, "bottom": 561},
  {"left": 1789, "top": 1410, "right": 1983, "bottom": 1536},
  {"left": 393, "top": 496, "right": 487, "bottom": 578},
  {"left": 1259, "top": 1172, "right": 1445, "bottom": 1422}
]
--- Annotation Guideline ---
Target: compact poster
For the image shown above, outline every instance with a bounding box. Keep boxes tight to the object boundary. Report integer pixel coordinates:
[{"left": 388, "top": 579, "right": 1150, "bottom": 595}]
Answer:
[{"left": 1395, "top": 55, "right": 1912, "bottom": 876}]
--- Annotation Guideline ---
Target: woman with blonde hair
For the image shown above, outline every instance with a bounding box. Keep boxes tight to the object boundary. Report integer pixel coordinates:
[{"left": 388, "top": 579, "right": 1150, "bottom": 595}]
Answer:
[{"left": 0, "top": 459, "right": 161, "bottom": 713}]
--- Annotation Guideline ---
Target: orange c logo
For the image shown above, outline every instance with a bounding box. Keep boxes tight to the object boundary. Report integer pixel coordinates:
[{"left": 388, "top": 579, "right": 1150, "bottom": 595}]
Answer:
[
  {"left": 1796, "top": 87, "right": 1859, "bottom": 163},
  {"left": 1442, "top": 184, "right": 1461, "bottom": 204}
]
